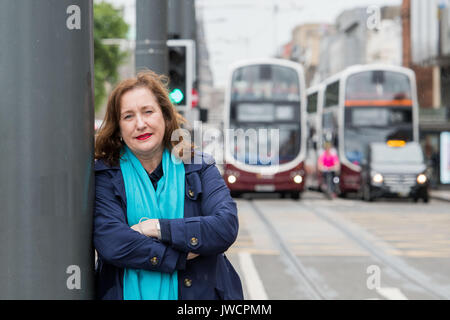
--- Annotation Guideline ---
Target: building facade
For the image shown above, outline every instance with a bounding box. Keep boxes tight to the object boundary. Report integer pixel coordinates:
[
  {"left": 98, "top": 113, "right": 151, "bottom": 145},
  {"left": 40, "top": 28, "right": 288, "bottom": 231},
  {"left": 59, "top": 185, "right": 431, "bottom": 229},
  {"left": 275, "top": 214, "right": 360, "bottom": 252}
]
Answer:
[
  {"left": 316, "top": 6, "right": 402, "bottom": 83},
  {"left": 403, "top": 0, "right": 450, "bottom": 186}
]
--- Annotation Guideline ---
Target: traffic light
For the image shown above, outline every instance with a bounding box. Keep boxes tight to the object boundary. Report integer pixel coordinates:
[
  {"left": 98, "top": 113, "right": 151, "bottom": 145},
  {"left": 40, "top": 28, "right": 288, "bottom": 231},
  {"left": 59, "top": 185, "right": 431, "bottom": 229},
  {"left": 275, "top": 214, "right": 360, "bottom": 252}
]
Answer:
[
  {"left": 168, "top": 45, "right": 187, "bottom": 105},
  {"left": 167, "top": 39, "right": 195, "bottom": 113}
]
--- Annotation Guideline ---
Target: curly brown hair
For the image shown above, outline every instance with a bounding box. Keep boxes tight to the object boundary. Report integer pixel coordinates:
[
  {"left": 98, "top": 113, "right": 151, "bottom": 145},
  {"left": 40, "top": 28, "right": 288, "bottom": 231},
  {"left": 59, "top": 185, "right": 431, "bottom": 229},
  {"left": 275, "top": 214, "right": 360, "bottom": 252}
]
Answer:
[{"left": 95, "top": 70, "right": 190, "bottom": 166}]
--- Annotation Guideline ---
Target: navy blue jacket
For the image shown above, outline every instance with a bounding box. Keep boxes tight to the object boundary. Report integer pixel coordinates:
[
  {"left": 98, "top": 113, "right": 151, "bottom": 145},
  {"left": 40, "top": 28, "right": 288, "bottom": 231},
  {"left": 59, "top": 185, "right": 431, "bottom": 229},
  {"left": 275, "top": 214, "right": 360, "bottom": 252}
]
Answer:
[{"left": 93, "top": 153, "right": 244, "bottom": 300}]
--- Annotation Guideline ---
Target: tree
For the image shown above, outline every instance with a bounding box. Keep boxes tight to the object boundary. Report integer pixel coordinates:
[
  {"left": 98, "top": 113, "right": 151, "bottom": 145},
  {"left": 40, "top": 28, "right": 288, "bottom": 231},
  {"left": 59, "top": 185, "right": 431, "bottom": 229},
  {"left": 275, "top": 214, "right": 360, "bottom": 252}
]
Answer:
[{"left": 94, "top": 1, "right": 129, "bottom": 112}]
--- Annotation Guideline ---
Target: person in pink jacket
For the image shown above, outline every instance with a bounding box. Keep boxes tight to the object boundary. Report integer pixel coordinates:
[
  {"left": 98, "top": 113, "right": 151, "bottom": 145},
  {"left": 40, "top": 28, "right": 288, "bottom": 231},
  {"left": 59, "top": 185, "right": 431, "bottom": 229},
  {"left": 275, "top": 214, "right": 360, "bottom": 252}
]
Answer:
[{"left": 318, "top": 142, "right": 340, "bottom": 198}]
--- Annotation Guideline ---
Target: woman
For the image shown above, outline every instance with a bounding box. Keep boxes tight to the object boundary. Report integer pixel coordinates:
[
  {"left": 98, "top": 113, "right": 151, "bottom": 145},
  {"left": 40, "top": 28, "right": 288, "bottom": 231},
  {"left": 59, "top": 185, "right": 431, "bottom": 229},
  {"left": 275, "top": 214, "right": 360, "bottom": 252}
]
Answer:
[{"left": 94, "top": 70, "right": 243, "bottom": 300}]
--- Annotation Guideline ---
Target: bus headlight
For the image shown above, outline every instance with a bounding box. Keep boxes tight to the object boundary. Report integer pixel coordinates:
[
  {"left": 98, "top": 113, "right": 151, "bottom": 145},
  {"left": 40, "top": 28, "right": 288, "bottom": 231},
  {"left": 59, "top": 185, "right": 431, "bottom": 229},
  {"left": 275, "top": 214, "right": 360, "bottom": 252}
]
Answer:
[
  {"left": 293, "top": 175, "right": 303, "bottom": 184},
  {"left": 228, "top": 175, "right": 237, "bottom": 184},
  {"left": 372, "top": 173, "right": 383, "bottom": 184},
  {"left": 417, "top": 174, "right": 427, "bottom": 184}
]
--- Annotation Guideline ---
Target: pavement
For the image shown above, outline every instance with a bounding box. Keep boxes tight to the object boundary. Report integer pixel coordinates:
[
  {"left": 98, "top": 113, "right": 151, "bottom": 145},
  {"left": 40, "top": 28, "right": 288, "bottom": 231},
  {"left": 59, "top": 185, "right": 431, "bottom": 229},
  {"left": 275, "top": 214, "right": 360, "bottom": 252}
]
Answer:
[{"left": 430, "top": 188, "right": 450, "bottom": 202}]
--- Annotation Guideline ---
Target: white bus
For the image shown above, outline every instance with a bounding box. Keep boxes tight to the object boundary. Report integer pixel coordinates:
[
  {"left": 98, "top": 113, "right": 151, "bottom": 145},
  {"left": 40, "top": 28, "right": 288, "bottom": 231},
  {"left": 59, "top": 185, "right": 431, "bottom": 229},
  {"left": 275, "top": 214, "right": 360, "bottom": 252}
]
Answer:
[
  {"left": 223, "top": 58, "right": 307, "bottom": 199},
  {"left": 311, "top": 64, "right": 419, "bottom": 195}
]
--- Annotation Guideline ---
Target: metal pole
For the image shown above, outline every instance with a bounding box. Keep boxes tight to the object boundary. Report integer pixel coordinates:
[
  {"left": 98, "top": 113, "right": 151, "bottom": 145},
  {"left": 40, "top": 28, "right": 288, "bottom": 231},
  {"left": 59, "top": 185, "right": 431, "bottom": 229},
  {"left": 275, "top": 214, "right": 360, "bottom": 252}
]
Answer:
[
  {"left": 168, "top": 0, "right": 182, "bottom": 39},
  {"left": 182, "top": 0, "right": 198, "bottom": 81},
  {"left": 0, "top": 0, "right": 95, "bottom": 299},
  {"left": 181, "top": 0, "right": 197, "bottom": 41},
  {"left": 180, "top": 0, "right": 199, "bottom": 124},
  {"left": 135, "top": 0, "right": 168, "bottom": 75}
]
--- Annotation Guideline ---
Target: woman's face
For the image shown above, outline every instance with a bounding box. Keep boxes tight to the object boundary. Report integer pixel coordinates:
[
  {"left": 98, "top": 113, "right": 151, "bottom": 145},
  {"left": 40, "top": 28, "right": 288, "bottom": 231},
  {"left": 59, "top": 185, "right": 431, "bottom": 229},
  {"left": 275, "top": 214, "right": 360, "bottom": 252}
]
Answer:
[{"left": 119, "top": 87, "right": 166, "bottom": 159}]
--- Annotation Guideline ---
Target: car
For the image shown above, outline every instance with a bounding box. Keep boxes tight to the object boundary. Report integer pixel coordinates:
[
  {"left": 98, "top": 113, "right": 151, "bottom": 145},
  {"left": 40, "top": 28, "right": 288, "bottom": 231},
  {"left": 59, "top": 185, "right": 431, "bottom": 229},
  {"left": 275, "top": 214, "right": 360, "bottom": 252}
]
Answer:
[{"left": 360, "top": 140, "right": 429, "bottom": 202}]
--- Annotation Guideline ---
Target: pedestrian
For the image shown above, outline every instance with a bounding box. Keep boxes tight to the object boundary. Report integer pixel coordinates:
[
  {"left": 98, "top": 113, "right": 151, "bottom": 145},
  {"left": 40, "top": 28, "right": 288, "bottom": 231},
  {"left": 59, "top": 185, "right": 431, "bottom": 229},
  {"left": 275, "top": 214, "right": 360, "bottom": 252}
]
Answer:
[
  {"left": 93, "top": 70, "right": 243, "bottom": 300},
  {"left": 318, "top": 141, "right": 340, "bottom": 198}
]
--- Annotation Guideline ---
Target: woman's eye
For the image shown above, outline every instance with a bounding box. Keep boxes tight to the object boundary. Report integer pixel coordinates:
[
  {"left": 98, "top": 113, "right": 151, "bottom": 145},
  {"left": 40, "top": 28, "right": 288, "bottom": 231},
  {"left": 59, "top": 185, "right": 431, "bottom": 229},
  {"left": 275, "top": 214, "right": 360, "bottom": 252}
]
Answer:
[
  {"left": 145, "top": 110, "right": 153, "bottom": 114},
  {"left": 124, "top": 114, "right": 133, "bottom": 120}
]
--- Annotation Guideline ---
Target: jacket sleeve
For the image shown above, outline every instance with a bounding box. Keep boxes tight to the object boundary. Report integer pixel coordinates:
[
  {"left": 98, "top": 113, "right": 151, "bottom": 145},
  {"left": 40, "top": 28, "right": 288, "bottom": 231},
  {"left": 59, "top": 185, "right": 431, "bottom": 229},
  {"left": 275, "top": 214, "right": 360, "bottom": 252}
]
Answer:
[
  {"left": 160, "top": 158, "right": 239, "bottom": 255},
  {"left": 94, "top": 169, "right": 187, "bottom": 273}
]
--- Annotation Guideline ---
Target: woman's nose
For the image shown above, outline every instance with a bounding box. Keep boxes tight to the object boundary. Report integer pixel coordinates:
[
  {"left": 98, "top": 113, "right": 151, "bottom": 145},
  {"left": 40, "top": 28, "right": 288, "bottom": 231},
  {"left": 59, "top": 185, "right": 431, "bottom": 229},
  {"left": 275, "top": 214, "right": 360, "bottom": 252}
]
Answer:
[{"left": 136, "top": 114, "right": 147, "bottom": 129}]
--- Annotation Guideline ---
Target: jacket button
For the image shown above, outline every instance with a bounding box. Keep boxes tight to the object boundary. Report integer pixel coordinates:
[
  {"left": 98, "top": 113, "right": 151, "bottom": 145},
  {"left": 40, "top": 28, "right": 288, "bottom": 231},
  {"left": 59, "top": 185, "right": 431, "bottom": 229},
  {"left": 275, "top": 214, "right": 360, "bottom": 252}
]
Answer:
[
  {"left": 188, "top": 189, "right": 194, "bottom": 198},
  {"left": 150, "top": 256, "right": 158, "bottom": 266},
  {"left": 190, "top": 237, "right": 199, "bottom": 246},
  {"left": 184, "top": 278, "right": 192, "bottom": 287}
]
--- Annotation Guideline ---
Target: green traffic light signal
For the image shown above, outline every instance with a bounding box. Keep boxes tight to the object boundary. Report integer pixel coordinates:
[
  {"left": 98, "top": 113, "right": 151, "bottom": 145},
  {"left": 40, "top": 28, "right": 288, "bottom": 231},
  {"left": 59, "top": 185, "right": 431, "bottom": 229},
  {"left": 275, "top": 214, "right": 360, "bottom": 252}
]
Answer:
[
  {"left": 168, "top": 45, "right": 187, "bottom": 106},
  {"left": 169, "top": 88, "right": 184, "bottom": 104}
]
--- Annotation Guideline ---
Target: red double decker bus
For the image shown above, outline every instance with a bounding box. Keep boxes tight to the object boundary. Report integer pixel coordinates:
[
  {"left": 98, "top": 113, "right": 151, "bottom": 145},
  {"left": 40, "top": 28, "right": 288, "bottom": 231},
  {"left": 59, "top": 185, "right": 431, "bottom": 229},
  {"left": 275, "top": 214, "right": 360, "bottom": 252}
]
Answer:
[
  {"left": 308, "top": 64, "right": 419, "bottom": 196},
  {"left": 223, "top": 58, "right": 307, "bottom": 199}
]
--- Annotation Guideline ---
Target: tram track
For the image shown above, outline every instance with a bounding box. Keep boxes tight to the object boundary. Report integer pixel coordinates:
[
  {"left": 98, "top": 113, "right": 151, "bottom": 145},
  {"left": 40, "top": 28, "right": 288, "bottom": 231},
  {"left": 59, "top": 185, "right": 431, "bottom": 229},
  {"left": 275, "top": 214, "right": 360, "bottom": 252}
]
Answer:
[
  {"left": 243, "top": 196, "right": 450, "bottom": 300},
  {"left": 247, "top": 199, "right": 328, "bottom": 300},
  {"left": 299, "top": 199, "right": 450, "bottom": 300}
]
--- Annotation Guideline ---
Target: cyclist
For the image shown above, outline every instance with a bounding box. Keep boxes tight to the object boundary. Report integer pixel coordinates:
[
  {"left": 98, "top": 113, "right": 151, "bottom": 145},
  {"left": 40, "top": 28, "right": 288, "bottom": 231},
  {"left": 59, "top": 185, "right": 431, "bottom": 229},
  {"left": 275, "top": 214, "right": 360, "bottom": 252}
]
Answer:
[{"left": 318, "top": 141, "right": 340, "bottom": 198}]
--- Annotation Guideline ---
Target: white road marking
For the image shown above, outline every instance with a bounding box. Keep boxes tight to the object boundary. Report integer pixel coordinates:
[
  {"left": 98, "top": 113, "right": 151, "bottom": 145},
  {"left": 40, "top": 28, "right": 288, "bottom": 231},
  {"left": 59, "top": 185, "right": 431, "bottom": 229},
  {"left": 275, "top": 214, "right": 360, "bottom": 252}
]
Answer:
[
  {"left": 238, "top": 252, "right": 269, "bottom": 300},
  {"left": 376, "top": 287, "right": 408, "bottom": 300}
]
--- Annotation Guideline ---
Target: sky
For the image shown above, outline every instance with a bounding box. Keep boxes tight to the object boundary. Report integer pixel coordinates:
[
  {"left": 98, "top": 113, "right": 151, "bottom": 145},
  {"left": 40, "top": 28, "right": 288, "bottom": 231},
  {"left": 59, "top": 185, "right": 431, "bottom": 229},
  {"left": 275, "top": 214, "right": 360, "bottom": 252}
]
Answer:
[{"left": 104, "top": 0, "right": 402, "bottom": 87}]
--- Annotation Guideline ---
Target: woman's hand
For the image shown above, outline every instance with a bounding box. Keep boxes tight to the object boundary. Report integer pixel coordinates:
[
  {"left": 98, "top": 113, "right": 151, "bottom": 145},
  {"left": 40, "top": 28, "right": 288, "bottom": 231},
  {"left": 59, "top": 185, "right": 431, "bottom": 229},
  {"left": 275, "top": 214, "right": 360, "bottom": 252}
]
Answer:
[
  {"left": 131, "top": 219, "right": 160, "bottom": 238},
  {"left": 131, "top": 220, "right": 200, "bottom": 260}
]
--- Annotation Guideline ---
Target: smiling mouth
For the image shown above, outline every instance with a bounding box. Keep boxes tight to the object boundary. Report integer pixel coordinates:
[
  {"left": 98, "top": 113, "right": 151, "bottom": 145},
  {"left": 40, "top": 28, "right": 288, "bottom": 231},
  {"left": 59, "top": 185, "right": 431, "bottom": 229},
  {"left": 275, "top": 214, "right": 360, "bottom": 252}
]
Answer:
[{"left": 136, "top": 133, "right": 152, "bottom": 141}]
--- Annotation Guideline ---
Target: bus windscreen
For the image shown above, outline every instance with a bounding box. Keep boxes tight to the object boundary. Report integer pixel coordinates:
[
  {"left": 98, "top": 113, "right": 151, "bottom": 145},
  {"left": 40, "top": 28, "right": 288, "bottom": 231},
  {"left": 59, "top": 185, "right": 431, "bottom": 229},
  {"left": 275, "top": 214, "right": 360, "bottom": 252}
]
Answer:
[
  {"left": 343, "top": 107, "right": 413, "bottom": 165},
  {"left": 231, "top": 64, "right": 301, "bottom": 102},
  {"left": 345, "top": 71, "right": 412, "bottom": 104}
]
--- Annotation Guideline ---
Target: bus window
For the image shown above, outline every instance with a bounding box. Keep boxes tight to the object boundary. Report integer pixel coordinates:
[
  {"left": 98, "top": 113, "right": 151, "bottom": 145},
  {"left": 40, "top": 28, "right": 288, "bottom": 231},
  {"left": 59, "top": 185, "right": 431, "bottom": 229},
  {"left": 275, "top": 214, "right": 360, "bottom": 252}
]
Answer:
[
  {"left": 325, "top": 81, "right": 339, "bottom": 107},
  {"left": 307, "top": 92, "right": 318, "bottom": 113},
  {"left": 343, "top": 107, "right": 414, "bottom": 165},
  {"left": 231, "top": 64, "right": 300, "bottom": 102},
  {"left": 346, "top": 71, "right": 411, "bottom": 101}
]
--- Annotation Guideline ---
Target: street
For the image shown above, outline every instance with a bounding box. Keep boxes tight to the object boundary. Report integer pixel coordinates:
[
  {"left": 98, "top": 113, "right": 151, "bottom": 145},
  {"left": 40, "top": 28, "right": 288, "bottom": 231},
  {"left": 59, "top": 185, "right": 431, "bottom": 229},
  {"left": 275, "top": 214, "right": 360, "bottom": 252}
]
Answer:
[{"left": 225, "top": 191, "right": 450, "bottom": 300}]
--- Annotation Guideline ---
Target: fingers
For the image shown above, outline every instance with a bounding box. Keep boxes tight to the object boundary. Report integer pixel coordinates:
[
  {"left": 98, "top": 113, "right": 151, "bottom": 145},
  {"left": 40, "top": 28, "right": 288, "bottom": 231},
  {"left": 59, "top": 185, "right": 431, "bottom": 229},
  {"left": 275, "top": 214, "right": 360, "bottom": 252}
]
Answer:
[{"left": 130, "top": 224, "right": 142, "bottom": 233}]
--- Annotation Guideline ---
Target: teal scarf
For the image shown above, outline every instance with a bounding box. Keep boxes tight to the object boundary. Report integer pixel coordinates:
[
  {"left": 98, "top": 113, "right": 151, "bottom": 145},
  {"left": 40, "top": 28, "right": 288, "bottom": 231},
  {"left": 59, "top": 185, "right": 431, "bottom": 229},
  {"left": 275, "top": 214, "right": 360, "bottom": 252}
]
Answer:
[{"left": 120, "top": 146, "right": 185, "bottom": 300}]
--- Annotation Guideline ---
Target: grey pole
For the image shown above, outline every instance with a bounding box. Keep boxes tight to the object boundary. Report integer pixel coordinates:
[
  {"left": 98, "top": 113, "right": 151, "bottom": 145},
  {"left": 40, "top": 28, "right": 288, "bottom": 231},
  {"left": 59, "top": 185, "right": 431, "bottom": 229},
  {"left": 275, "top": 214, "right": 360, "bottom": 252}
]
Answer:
[
  {"left": 168, "top": 0, "right": 182, "bottom": 39},
  {"left": 0, "top": 1, "right": 95, "bottom": 299},
  {"left": 181, "top": 0, "right": 197, "bottom": 78},
  {"left": 180, "top": 0, "right": 199, "bottom": 124},
  {"left": 135, "top": 0, "right": 168, "bottom": 75},
  {"left": 181, "top": 0, "right": 197, "bottom": 41}
]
